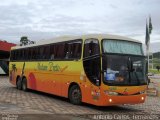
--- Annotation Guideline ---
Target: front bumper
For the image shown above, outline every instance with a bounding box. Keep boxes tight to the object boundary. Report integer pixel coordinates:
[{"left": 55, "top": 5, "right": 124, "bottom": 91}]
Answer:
[{"left": 101, "top": 94, "right": 146, "bottom": 106}]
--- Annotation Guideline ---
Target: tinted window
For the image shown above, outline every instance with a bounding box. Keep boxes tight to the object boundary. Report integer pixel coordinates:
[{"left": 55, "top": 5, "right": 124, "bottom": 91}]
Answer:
[
  {"left": 11, "top": 39, "right": 82, "bottom": 61},
  {"left": 10, "top": 51, "right": 14, "bottom": 60},
  {"left": 65, "top": 40, "right": 82, "bottom": 59},
  {"left": 84, "top": 39, "right": 99, "bottom": 58},
  {"left": 50, "top": 44, "right": 56, "bottom": 60},
  {"left": 38, "top": 45, "right": 50, "bottom": 60},
  {"left": 24, "top": 49, "right": 28, "bottom": 60}
]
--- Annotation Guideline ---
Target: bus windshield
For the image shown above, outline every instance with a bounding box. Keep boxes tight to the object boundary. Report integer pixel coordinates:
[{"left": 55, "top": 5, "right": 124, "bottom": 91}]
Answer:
[
  {"left": 102, "top": 39, "right": 147, "bottom": 86},
  {"left": 103, "top": 39, "right": 143, "bottom": 55}
]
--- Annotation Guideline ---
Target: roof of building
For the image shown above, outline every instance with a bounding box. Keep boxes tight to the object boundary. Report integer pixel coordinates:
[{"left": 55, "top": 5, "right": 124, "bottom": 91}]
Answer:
[{"left": 0, "top": 40, "right": 16, "bottom": 52}]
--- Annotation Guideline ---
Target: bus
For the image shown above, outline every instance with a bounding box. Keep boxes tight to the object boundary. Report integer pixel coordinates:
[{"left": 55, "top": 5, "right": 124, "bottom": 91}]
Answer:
[
  {"left": 0, "top": 59, "right": 9, "bottom": 75},
  {"left": 9, "top": 34, "right": 148, "bottom": 106}
]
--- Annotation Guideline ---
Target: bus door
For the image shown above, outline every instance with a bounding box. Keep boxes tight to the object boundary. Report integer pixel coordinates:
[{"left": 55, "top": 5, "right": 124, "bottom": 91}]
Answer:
[{"left": 82, "top": 39, "right": 101, "bottom": 103}]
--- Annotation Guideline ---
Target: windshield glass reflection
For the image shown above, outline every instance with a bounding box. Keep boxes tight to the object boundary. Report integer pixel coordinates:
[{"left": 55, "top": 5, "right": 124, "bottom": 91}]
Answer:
[{"left": 103, "top": 54, "right": 147, "bottom": 86}]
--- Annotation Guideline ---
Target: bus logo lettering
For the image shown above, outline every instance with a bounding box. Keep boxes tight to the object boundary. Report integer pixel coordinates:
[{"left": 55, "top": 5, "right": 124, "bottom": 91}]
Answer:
[{"left": 37, "top": 62, "right": 68, "bottom": 72}]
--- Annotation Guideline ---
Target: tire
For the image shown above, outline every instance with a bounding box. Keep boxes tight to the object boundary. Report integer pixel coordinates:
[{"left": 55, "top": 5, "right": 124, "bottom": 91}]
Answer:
[
  {"left": 69, "top": 85, "right": 82, "bottom": 105},
  {"left": 22, "top": 78, "right": 28, "bottom": 91},
  {"left": 16, "top": 77, "right": 22, "bottom": 90}
]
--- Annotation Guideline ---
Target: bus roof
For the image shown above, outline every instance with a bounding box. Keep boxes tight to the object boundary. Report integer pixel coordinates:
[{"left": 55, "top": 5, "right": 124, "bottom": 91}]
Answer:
[{"left": 11, "top": 34, "right": 142, "bottom": 50}]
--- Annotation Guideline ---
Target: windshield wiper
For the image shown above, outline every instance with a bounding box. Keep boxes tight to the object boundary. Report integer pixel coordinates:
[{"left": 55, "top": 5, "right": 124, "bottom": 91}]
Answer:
[{"left": 127, "top": 57, "right": 141, "bottom": 85}]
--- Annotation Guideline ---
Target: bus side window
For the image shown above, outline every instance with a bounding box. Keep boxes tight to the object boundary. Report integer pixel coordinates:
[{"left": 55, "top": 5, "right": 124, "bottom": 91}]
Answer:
[
  {"left": 44, "top": 45, "right": 50, "bottom": 59},
  {"left": 72, "top": 40, "right": 82, "bottom": 59},
  {"left": 17, "top": 50, "right": 21, "bottom": 60},
  {"left": 29, "top": 48, "right": 33, "bottom": 60},
  {"left": 15, "top": 50, "right": 18, "bottom": 60},
  {"left": 21, "top": 50, "right": 24, "bottom": 60},
  {"left": 14, "top": 50, "right": 16, "bottom": 60},
  {"left": 39, "top": 46, "right": 45, "bottom": 60},
  {"left": 31, "top": 48, "right": 36, "bottom": 60},
  {"left": 55, "top": 43, "right": 65, "bottom": 59},
  {"left": 53, "top": 44, "right": 59, "bottom": 59},
  {"left": 50, "top": 44, "right": 56, "bottom": 60},
  {"left": 84, "top": 39, "right": 99, "bottom": 57},
  {"left": 65, "top": 42, "right": 72, "bottom": 59},
  {"left": 15, "top": 51, "right": 18, "bottom": 60},
  {"left": 24, "top": 49, "right": 28, "bottom": 60},
  {"left": 34, "top": 47, "right": 39, "bottom": 59},
  {"left": 10, "top": 51, "right": 14, "bottom": 61},
  {"left": 64, "top": 39, "right": 82, "bottom": 60}
]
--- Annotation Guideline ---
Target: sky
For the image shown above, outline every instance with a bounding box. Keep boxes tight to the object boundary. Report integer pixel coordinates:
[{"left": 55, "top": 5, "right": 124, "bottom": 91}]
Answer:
[{"left": 0, "top": 0, "right": 160, "bottom": 45}]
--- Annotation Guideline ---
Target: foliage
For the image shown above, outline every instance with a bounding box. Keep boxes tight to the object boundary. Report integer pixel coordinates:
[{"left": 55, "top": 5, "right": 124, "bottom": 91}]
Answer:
[
  {"left": 20, "top": 36, "right": 29, "bottom": 46},
  {"left": 20, "top": 36, "right": 35, "bottom": 46},
  {"left": 149, "top": 69, "right": 160, "bottom": 74}
]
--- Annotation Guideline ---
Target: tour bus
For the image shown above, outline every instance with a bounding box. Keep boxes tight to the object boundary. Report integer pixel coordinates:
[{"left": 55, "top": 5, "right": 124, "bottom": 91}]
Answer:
[
  {"left": 0, "top": 59, "right": 9, "bottom": 75},
  {"left": 9, "top": 34, "right": 148, "bottom": 106}
]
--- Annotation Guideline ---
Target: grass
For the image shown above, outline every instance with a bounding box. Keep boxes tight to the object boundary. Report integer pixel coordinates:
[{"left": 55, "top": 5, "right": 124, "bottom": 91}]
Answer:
[{"left": 149, "top": 69, "right": 160, "bottom": 74}]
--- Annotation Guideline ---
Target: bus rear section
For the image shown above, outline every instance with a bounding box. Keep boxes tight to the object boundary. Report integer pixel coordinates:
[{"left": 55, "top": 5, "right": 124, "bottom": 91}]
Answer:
[{"left": 9, "top": 39, "right": 84, "bottom": 104}]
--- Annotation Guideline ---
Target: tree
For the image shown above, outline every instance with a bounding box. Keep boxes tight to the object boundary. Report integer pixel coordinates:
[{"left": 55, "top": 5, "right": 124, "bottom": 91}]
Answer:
[
  {"left": 156, "top": 66, "right": 160, "bottom": 71},
  {"left": 20, "top": 36, "right": 29, "bottom": 46}
]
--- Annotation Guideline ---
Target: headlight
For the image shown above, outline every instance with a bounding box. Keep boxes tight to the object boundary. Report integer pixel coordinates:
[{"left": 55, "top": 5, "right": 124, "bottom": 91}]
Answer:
[
  {"left": 109, "top": 99, "right": 112, "bottom": 102},
  {"left": 108, "top": 91, "right": 118, "bottom": 95},
  {"left": 141, "top": 97, "right": 144, "bottom": 100},
  {"left": 140, "top": 91, "right": 146, "bottom": 94}
]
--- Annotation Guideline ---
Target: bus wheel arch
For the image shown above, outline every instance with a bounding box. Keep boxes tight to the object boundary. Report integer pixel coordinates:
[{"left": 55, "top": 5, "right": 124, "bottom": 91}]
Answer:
[{"left": 68, "top": 82, "right": 82, "bottom": 105}]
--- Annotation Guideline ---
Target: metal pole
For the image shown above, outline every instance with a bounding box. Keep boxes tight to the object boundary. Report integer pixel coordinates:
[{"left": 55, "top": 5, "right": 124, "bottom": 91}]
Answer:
[
  {"left": 147, "top": 41, "right": 150, "bottom": 70},
  {"left": 152, "top": 53, "right": 153, "bottom": 69}
]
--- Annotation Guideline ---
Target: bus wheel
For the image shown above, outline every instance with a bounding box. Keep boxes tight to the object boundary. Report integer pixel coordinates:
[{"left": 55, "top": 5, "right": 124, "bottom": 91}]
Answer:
[
  {"left": 16, "top": 77, "right": 22, "bottom": 90},
  {"left": 22, "top": 78, "right": 28, "bottom": 91},
  {"left": 69, "top": 85, "right": 82, "bottom": 105}
]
